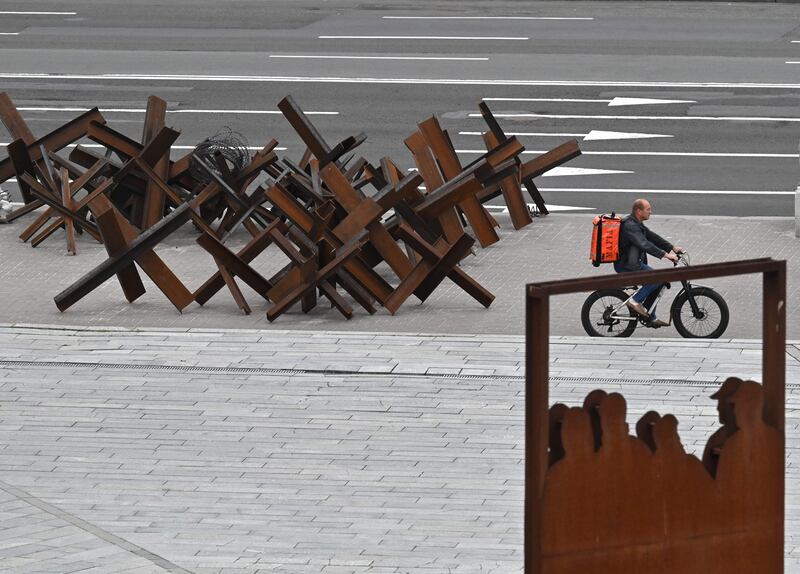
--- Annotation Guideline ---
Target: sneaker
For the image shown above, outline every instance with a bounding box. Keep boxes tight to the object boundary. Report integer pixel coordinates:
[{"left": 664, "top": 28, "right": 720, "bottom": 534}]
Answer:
[
  {"left": 650, "top": 318, "right": 671, "bottom": 328},
  {"left": 626, "top": 300, "right": 649, "bottom": 317}
]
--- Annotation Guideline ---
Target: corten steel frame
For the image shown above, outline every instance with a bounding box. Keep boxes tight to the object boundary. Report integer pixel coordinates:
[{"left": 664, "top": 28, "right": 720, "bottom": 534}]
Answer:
[{"left": 524, "top": 258, "right": 786, "bottom": 572}]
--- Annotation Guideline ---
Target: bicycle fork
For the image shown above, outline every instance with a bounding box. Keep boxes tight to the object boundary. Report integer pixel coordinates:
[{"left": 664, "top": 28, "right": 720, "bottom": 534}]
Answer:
[{"left": 680, "top": 280, "right": 703, "bottom": 319}]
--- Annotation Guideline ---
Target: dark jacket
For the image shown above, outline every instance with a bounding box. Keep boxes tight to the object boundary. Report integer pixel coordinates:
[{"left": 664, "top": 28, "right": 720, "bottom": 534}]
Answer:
[{"left": 616, "top": 215, "right": 673, "bottom": 272}]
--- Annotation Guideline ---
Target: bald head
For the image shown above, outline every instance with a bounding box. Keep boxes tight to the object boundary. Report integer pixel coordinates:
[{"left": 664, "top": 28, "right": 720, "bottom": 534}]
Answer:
[{"left": 632, "top": 199, "right": 652, "bottom": 222}]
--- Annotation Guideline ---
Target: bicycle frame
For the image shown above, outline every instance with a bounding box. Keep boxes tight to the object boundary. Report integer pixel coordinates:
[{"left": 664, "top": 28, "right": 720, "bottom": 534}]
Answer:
[
  {"left": 605, "top": 254, "right": 704, "bottom": 325},
  {"left": 604, "top": 286, "right": 667, "bottom": 325}
]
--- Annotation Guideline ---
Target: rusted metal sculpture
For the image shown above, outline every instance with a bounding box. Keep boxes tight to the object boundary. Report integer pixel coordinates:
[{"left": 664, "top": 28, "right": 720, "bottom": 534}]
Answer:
[
  {"left": 0, "top": 92, "right": 583, "bottom": 320},
  {"left": 477, "top": 101, "right": 581, "bottom": 221},
  {"left": 525, "top": 259, "right": 786, "bottom": 573}
]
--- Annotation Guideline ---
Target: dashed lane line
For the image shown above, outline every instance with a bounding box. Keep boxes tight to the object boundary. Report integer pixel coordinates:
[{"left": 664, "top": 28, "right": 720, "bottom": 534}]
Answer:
[
  {"left": 381, "top": 16, "right": 594, "bottom": 20},
  {"left": 460, "top": 130, "right": 674, "bottom": 141},
  {"left": 0, "top": 11, "right": 76, "bottom": 15},
  {"left": 0, "top": 73, "right": 799, "bottom": 89},
  {"left": 482, "top": 96, "right": 695, "bottom": 107},
  {"left": 318, "top": 35, "right": 529, "bottom": 40},
  {"left": 470, "top": 113, "right": 800, "bottom": 122},
  {"left": 455, "top": 149, "right": 798, "bottom": 159},
  {"left": 270, "top": 54, "right": 489, "bottom": 61},
  {"left": 0, "top": 143, "right": 287, "bottom": 152}
]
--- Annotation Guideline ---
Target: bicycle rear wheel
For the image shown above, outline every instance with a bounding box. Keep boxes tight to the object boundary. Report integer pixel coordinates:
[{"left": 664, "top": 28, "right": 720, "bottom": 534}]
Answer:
[
  {"left": 581, "top": 289, "right": 637, "bottom": 338},
  {"left": 671, "top": 286, "right": 729, "bottom": 339}
]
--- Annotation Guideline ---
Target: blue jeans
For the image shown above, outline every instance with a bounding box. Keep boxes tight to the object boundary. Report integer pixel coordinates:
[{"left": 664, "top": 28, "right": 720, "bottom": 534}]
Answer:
[{"left": 614, "top": 262, "right": 661, "bottom": 319}]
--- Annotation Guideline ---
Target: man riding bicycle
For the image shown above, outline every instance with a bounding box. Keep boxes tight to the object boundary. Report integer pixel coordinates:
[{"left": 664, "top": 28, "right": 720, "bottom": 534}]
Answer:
[{"left": 614, "top": 199, "right": 683, "bottom": 328}]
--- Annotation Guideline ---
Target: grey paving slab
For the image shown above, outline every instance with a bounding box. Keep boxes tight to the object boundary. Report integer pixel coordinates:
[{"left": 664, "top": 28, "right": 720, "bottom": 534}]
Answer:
[
  {"left": 0, "top": 326, "right": 798, "bottom": 572},
  {"left": 0, "top": 212, "right": 798, "bottom": 339}
]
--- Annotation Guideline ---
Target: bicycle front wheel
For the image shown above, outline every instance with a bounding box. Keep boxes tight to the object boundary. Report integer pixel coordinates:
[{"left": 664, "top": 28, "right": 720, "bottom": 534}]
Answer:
[
  {"left": 671, "top": 286, "right": 729, "bottom": 339},
  {"left": 581, "top": 289, "right": 637, "bottom": 338}
]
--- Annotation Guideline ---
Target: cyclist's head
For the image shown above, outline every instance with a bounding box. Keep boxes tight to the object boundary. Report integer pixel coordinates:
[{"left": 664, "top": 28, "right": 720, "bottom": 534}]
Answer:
[{"left": 632, "top": 198, "right": 652, "bottom": 221}]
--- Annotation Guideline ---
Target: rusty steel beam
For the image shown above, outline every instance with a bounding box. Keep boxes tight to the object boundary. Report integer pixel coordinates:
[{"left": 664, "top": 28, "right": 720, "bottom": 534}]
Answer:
[
  {"left": 54, "top": 203, "right": 191, "bottom": 311},
  {"left": 0, "top": 108, "right": 105, "bottom": 182}
]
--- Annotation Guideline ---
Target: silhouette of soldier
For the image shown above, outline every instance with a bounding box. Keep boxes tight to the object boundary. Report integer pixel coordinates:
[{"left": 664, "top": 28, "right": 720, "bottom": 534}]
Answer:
[
  {"left": 649, "top": 414, "right": 720, "bottom": 572},
  {"left": 702, "top": 377, "right": 743, "bottom": 477},
  {"left": 542, "top": 406, "right": 599, "bottom": 555},
  {"left": 716, "top": 381, "right": 782, "bottom": 527},
  {"left": 594, "top": 393, "right": 658, "bottom": 547},
  {"left": 654, "top": 415, "right": 717, "bottom": 530},
  {"left": 714, "top": 380, "right": 783, "bottom": 570}
]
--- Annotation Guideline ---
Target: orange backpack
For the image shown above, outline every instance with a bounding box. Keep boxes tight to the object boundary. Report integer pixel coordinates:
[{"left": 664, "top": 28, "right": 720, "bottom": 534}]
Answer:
[{"left": 590, "top": 213, "right": 621, "bottom": 267}]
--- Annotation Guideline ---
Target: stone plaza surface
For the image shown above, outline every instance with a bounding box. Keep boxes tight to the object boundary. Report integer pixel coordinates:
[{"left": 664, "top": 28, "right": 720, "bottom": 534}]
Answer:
[
  {"left": 0, "top": 212, "right": 798, "bottom": 339},
  {"left": 0, "top": 325, "right": 798, "bottom": 573},
  {"left": 0, "top": 210, "right": 798, "bottom": 572}
]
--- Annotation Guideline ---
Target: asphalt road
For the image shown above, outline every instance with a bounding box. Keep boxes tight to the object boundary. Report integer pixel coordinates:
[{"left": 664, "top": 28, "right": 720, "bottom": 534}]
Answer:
[{"left": 0, "top": 1, "right": 799, "bottom": 216}]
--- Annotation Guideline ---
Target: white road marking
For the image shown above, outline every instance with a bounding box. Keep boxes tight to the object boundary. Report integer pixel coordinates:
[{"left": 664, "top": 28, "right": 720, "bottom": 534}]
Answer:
[
  {"left": 0, "top": 33, "right": 20, "bottom": 36},
  {"left": 459, "top": 130, "right": 673, "bottom": 142},
  {"left": 269, "top": 54, "right": 489, "bottom": 61},
  {"left": 483, "top": 96, "right": 695, "bottom": 107},
  {"left": 0, "top": 11, "right": 76, "bottom": 15},
  {"left": 318, "top": 35, "right": 529, "bottom": 40},
  {"left": 0, "top": 73, "right": 799, "bottom": 89},
  {"left": 455, "top": 148, "right": 796, "bottom": 158},
  {"left": 485, "top": 203, "right": 593, "bottom": 213},
  {"left": 382, "top": 16, "right": 594, "bottom": 20},
  {"left": 607, "top": 97, "right": 695, "bottom": 107},
  {"left": 540, "top": 167, "right": 633, "bottom": 177},
  {"left": 538, "top": 188, "right": 794, "bottom": 195},
  {"left": 583, "top": 130, "right": 673, "bottom": 141},
  {"left": 407, "top": 166, "right": 630, "bottom": 177},
  {"left": 484, "top": 97, "right": 609, "bottom": 103},
  {"left": 15, "top": 106, "right": 337, "bottom": 115},
  {"left": 461, "top": 131, "right": 585, "bottom": 137},
  {"left": 469, "top": 112, "right": 800, "bottom": 122},
  {"left": 381, "top": 204, "right": 580, "bottom": 220},
  {"left": 571, "top": 151, "right": 796, "bottom": 158},
  {"left": 787, "top": 61, "right": 800, "bottom": 64},
  {"left": 0, "top": 143, "right": 288, "bottom": 152},
  {"left": 529, "top": 203, "right": 594, "bottom": 211}
]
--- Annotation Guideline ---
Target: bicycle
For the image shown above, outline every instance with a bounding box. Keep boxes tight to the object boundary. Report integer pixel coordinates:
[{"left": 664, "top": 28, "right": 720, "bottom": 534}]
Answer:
[{"left": 580, "top": 253, "right": 730, "bottom": 338}]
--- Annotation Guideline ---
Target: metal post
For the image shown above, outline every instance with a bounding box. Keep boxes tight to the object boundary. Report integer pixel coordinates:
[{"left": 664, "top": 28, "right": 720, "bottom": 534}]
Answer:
[
  {"left": 525, "top": 286, "right": 550, "bottom": 572},
  {"left": 795, "top": 184, "right": 800, "bottom": 238},
  {"left": 796, "top": 139, "right": 799, "bottom": 238},
  {"left": 763, "top": 261, "right": 786, "bottom": 573}
]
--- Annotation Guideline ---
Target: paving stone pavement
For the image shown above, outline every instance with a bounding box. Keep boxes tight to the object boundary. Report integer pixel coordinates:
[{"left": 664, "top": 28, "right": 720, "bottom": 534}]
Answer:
[
  {"left": 1, "top": 197, "right": 798, "bottom": 572},
  {"left": 0, "top": 325, "right": 798, "bottom": 573},
  {"left": 0, "top": 212, "right": 798, "bottom": 339}
]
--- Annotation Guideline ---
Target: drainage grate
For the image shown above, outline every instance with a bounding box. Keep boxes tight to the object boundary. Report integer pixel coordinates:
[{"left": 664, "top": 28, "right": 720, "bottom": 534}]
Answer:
[{"left": 2, "top": 359, "right": 793, "bottom": 388}]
